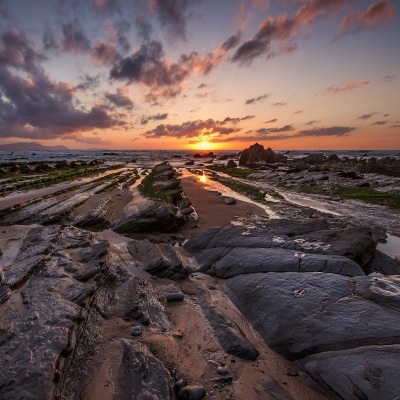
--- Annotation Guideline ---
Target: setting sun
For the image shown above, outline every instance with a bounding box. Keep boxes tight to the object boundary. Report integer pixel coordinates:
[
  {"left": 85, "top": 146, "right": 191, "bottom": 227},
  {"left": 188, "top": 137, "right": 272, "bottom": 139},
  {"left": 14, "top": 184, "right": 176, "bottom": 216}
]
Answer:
[{"left": 197, "top": 141, "right": 212, "bottom": 150}]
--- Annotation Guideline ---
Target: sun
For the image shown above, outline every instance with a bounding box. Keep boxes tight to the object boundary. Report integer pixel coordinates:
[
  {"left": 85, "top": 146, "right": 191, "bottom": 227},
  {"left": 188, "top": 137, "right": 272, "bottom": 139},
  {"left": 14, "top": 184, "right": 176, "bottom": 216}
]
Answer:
[{"left": 197, "top": 140, "right": 212, "bottom": 150}]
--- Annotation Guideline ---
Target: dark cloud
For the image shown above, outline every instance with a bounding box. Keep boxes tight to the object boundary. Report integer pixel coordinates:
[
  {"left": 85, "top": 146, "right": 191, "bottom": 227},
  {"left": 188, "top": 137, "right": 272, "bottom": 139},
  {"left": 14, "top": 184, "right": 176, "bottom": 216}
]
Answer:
[
  {"left": 296, "top": 126, "right": 356, "bottom": 137},
  {"left": 144, "top": 118, "right": 241, "bottom": 138},
  {"left": 273, "top": 102, "right": 287, "bottom": 107},
  {"left": 0, "top": 27, "right": 121, "bottom": 139},
  {"left": 104, "top": 89, "right": 134, "bottom": 110},
  {"left": 390, "top": 122, "right": 400, "bottom": 128},
  {"left": 382, "top": 75, "right": 396, "bottom": 82},
  {"left": 110, "top": 35, "right": 239, "bottom": 102},
  {"left": 383, "top": 113, "right": 390, "bottom": 117},
  {"left": 265, "top": 118, "right": 277, "bottom": 123},
  {"left": 257, "top": 124, "right": 294, "bottom": 134},
  {"left": 0, "top": 69, "right": 120, "bottom": 139},
  {"left": 141, "top": 113, "right": 168, "bottom": 125},
  {"left": 326, "top": 81, "right": 369, "bottom": 94},
  {"left": 371, "top": 120, "right": 388, "bottom": 125},
  {"left": 339, "top": 0, "right": 396, "bottom": 36},
  {"left": 91, "top": 0, "right": 120, "bottom": 12},
  {"left": 43, "top": 27, "right": 60, "bottom": 53},
  {"left": 149, "top": 0, "right": 198, "bottom": 41},
  {"left": 358, "top": 112, "right": 377, "bottom": 120},
  {"left": 221, "top": 115, "right": 255, "bottom": 124},
  {"left": 294, "top": 110, "right": 303, "bottom": 114},
  {"left": 76, "top": 74, "right": 101, "bottom": 90},
  {"left": 245, "top": 94, "right": 268, "bottom": 105},
  {"left": 305, "top": 120, "right": 319, "bottom": 125},
  {"left": 90, "top": 39, "right": 120, "bottom": 66},
  {"left": 232, "top": 0, "right": 348, "bottom": 65},
  {"left": 62, "top": 19, "right": 91, "bottom": 53},
  {"left": 197, "top": 83, "right": 207, "bottom": 89},
  {"left": 0, "top": 28, "right": 44, "bottom": 74},
  {"left": 135, "top": 15, "right": 153, "bottom": 42}
]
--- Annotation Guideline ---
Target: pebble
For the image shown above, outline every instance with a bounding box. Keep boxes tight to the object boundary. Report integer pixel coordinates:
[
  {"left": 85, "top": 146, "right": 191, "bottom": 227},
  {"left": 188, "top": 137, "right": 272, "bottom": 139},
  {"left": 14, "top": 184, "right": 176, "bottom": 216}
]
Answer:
[
  {"left": 287, "top": 369, "right": 299, "bottom": 377},
  {"left": 131, "top": 326, "right": 142, "bottom": 336},
  {"left": 178, "top": 385, "right": 206, "bottom": 400},
  {"left": 174, "top": 378, "right": 188, "bottom": 390},
  {"left": 166, "top": 292, "right": 185, "bottom": 302},
  {"left": 172, "top": 331, "right": 184, "bottom": 339},
  {"left": 216, "top": 366, "right": 229, "bottom": 375},
  {"left": 209, "top": 376, "right": 233, "bottom": 384}
]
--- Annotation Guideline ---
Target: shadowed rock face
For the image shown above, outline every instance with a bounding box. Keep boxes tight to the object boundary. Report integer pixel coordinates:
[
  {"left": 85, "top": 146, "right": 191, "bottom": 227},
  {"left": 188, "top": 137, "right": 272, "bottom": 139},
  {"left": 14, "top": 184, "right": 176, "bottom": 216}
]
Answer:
[{"left": 239, "top": 143, "right": 286, "bottom": 167}]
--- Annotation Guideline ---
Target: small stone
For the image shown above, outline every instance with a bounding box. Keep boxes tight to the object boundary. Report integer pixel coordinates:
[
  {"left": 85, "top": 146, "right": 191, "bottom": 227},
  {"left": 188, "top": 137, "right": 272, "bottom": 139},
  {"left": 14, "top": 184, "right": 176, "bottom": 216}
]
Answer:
[
  {"left": 178, "top": 385, "right": 206, "bottom": 400},
  {"left": 131, "top": 326, "right": 142, "bottom": 336},
  {"left": 209, "top": 376, "right": 233, "bottom": 384},
  {"left": 174, "top": 378, "right": 188, "bottom": 390},
  {"left": 216, "top": 366, "right": 229, "bottom": 375},
  {"left": 172, "top": 331, "right": 184, "bottom": 339},
  {"left": 287, "top": 369, "right": 299, "bottom": 377},
  {"left": 166, "top": 292, "right": 185, "bottom": 302}
]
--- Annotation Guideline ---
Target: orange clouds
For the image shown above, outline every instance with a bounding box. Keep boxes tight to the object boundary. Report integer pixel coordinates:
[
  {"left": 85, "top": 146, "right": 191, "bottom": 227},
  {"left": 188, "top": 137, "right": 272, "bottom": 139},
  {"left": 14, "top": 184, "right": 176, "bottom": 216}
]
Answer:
[
  {"left": 326, "top": 81, "right": 369, "bottom": 94},
  {"left": 340, "top": 0, "right": 396, "bottom": 35}
]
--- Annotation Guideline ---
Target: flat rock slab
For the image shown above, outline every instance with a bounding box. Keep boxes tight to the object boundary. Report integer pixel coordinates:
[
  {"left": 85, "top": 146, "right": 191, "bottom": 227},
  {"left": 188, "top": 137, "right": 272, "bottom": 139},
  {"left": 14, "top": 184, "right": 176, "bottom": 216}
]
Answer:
[
  {"left": 209, "top": 247, "right": 364, "bottom": 278},
  {"left": 225, "top": 272, "right": 400, "bottom": 399}
]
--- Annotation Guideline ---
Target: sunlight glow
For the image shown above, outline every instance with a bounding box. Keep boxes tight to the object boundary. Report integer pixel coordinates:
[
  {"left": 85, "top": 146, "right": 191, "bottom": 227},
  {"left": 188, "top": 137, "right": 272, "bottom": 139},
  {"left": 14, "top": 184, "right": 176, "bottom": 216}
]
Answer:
[
  {"left": 197, "top": 141, "right": 212, "bottom": 150},
  {"left": 199, "top": 173, "right": 207, "bottom": 183}
]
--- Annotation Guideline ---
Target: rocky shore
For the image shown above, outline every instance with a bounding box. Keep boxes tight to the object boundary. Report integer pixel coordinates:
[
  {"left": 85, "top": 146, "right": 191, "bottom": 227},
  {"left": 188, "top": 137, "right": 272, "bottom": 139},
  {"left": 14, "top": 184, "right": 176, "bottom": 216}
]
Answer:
[{"left": 1, "top": 150, "right": 400, "bottom": 400}]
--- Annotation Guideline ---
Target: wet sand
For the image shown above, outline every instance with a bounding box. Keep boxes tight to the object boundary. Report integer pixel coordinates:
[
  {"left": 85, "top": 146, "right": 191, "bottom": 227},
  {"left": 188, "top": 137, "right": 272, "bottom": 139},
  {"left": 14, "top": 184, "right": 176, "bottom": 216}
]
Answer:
[{"left": 180, "top": 176, "right": 266, "bottom": 236}]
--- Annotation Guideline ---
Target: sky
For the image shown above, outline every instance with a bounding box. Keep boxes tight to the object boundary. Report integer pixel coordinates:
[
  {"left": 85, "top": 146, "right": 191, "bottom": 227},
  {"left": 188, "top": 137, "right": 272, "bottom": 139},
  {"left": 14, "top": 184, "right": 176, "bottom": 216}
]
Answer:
[{"left": 0, "top": 0, "right": 399, "bottom": 151}]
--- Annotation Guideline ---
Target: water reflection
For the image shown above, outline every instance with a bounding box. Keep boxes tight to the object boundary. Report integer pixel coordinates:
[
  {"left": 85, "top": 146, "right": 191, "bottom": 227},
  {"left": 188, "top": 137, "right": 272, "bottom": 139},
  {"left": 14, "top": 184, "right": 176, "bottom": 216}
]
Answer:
[{"left": 199, "top": 172, "right": 207, "bottom": 184}]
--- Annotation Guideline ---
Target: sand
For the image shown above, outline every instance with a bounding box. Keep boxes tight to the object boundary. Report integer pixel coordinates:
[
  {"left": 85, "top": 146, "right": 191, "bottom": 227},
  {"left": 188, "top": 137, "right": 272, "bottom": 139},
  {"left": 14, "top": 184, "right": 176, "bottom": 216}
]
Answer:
[{"left": 180, "top": 176, "right": 267, "bottom": 237}]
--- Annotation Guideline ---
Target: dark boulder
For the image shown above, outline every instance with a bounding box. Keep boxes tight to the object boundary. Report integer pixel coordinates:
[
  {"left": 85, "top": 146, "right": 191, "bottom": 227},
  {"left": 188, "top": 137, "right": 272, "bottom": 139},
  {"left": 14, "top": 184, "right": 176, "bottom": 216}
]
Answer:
[
  {"left": 226, "top": 159, "right": 237, "bottom": 168},
  {"left": 239, "top": 143, "right": 286, "bottom": 166}
]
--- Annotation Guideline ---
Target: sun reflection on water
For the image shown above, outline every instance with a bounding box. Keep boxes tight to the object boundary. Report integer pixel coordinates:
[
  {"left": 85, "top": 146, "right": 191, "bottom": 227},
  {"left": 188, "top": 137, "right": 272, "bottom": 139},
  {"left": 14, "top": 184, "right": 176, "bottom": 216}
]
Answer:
[{"left": 199, "top": 173, "right": 207, "bottom": 183}]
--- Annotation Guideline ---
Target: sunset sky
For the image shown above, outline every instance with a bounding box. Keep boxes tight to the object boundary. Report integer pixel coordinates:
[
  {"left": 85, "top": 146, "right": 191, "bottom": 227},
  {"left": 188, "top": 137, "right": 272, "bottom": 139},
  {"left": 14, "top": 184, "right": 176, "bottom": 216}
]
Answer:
[{"left": 0, "top": 0, "right": 398, "bottom": 150}]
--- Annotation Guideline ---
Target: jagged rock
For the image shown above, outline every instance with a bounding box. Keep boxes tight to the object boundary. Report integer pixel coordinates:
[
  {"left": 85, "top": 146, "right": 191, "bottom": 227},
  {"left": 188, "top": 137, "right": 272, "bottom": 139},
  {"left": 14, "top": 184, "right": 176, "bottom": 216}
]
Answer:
[
  {"left": 239, "top": 143, "right": 286, "bottom": 166},
  {"left": 127, "top": 239, "right": 191, "bottom": 280},
  {"left": 0, "top": 225, "right": 103, "bottom": 400},
  {"left": 199, "top": 295, "right": 259, "bottom": 360},
  {"left": 369, "top": 249, "right": 400, "bottom": 275},
  {"left": 185, "top": 160, "right": 194, "bottom": 165},
  {"left": 226, "top": 159, "right": 237, "bottom": 168}
]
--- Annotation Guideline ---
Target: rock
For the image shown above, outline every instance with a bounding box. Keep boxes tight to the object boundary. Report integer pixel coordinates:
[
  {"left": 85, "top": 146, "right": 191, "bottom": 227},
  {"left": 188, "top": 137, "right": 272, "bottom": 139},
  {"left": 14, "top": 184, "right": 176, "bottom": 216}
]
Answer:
[
  {"left": 239, "top": 143, "right": 286, "bottom": 167},
  {"left": 9, "top": 164, "right": 20, "bottom": 173},
  {"left": 185, "top": 160, "right": 195, "bottom": 165},
  {"left": 209, "top": 376, "right": 233, "bottom": 384},
  {"left": 112, "top": 340, "right": 172, "bottom": 399},
  {"left": 199, "top": 295, "right": 259, "bottom": 360},
  {"left": 131, "top": 326, "right": 143, "bottom": 336},
  {"left": 166, "top": 292, "right": 184, "bottom": 302},
  {"left": 222, "top": 196, "right": 236, "bottom": 205},
  {"left": 226, "top": 159, "right": 237, "bottom": 168},
  {"left": 339, "top": 171, "right": 363, "bottom": 179},
  {"left": 225, "top": 272, "right": 400, "bottom": 398},
  {"left": 369, "top": 249, "right": 400, "bottom": 275},
  {"left": 209, "top": 247, "right": 364, "bottom": 278},
  {"left": 178, "top": 385, "right": 206, "bottom": 400},
  {"left": 127, "top": 240, "right": 191, "bottom": 280},
  {"left": 20, "top": 164, "right": 36, "bottom": 173},
  {"left": 217, "top": 366, "right": 229, "bottom": 375}
]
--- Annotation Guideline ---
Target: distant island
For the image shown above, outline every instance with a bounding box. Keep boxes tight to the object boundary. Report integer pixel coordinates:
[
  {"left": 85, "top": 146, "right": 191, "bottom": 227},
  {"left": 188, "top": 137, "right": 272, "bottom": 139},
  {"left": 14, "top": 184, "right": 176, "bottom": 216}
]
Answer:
[{"left": 0, "top": 142, "right": 69, "bottom": 151}]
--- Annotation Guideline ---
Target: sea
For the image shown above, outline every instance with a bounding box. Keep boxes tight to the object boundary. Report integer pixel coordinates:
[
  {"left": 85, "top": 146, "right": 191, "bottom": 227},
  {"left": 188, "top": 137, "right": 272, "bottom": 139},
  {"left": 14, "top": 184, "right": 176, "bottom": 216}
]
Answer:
[{"left": 0, "top": 149, "right": 399, "bottom": 167}]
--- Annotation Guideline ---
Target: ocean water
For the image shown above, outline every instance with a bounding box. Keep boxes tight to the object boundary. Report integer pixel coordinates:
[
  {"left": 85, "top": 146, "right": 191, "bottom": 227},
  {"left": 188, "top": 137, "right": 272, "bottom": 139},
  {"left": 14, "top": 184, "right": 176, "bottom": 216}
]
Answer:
[{"left": 0, "top": 149, "right": 399, "bottom": 166}]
